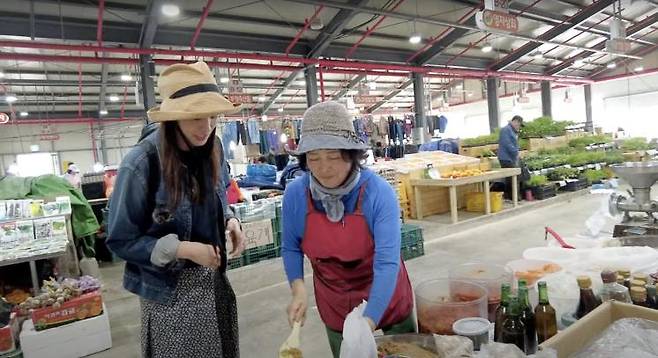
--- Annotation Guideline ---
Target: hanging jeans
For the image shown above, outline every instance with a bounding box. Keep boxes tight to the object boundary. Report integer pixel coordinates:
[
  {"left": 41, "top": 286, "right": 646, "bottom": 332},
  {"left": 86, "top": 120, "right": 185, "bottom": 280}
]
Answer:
[
  {"left": 247, "top": 119, "right": 260, "bottom": 144},
  {"left": 259, "top": 130, "right": 269, "bottom": 155},
  {"left": 237, "top": 121, "right": 248, "bottom": 145},
  {"left": 221, "top": 122, "right": 238, "bottom": 160}
]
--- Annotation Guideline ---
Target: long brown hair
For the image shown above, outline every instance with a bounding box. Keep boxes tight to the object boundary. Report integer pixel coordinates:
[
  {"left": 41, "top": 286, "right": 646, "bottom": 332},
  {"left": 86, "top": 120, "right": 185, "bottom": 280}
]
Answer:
[{"left": 160, "top": 121, "right": 219, "bottom": 209}]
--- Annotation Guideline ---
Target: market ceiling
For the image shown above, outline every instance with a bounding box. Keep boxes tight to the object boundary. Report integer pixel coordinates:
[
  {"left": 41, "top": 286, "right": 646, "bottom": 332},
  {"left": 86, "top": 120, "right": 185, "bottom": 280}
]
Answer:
[{"left": 0, "top": 0, "right": 657, "bottom": 120}]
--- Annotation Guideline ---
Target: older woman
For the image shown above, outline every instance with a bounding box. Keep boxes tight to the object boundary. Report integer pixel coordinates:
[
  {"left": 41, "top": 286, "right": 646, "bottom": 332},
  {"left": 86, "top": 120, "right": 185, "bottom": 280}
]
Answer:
[
  {"left": 107, "top": 61, "right": 245, "bottom": 358},
  {"left": 281, "top": 101, "right": 414, "bottom": 357}
]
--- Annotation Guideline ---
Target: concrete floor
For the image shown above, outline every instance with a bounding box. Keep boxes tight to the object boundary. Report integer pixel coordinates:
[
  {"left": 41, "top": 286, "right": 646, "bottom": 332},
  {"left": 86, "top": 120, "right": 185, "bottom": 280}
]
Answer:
[{"left": 91, "top": 191, "right": 606, "bottom": 358}]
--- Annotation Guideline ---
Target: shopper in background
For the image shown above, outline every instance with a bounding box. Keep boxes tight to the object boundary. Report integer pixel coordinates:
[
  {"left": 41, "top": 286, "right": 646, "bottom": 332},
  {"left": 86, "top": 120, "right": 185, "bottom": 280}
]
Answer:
[
  {"left": 106, "top": 61, "right": 245, "bottom": 358},
  {"left": 498, "top": 115, "right": 523, "bottom": 199},
  {"left": 281, "top": 101, "right": 414, "bottom": 358},
  {"left": 63, "top": 163, "right": 81, "bottom": 189}
]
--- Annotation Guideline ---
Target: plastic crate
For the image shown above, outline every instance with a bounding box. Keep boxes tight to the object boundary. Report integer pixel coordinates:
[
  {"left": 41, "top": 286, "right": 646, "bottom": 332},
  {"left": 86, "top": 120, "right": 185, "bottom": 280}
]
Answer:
[
  {"left": 243, "top": 243, "right": 280, "bottom": 265},
  {"left": 563, "top": 179, "right": 588, "bottom": 192},
  {"left": 231, "top": 200, "right": 276, "bottom": 223},
  {"left": 401, "top": 224, "right": 423, "bottom": 247},
  {"left": 401, "top": 241, "right": 425, "bottom": 261},
  {"left": 531, "top": 185, "right": 558, "bottom": 200},
  {"left": 227, "top": 256, "right": 244, "bottom": 270},
  {"left": 465, "top": 192, "right": 503, "bottom": 213}
]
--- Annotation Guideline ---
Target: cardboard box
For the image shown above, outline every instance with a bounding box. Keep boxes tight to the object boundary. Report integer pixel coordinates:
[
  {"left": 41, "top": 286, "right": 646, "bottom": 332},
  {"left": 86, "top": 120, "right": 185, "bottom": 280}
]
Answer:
[
  {"left": 31, "top": 291, "right": 103, "bottom": 331},
  {"left": 0, "top": 313, "right": 18, "bottom": 355},
  {"left": 21, "top": 304, "right": 112, "bottom": 358},
  {"left": 540, "top": 301, "right": 658, "bottom": 358}
]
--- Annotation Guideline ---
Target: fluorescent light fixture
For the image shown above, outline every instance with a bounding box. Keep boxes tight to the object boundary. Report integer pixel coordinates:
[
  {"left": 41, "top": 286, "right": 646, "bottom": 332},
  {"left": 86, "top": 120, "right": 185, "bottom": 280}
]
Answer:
[
  {"left": 467, "top": 92, "right": 473, "bottom": 97},
  {"left": 634, "top": 65, "right": 644, "bottom": 72},
  {"left": 280, "top": 133, "right": 288, "bottom": 143},
  {"left": 277, "top": 107, "right": 284, "bottom": 113},
  {"left": 455, "top": 83, "right": 463, "bottom": 89},
  {"left": 573, "top": 59, "right": 584, "bottom": 66},
  {"left": 0, "top": 72, "right": 5, "bottom": 78},
  {"left": 20, "top": 111, "right": 29, "bottom": 117},
  {"left": 161, "top": 4, "right": 180, "bottom": 17},
  {"left": 109, "top": 95, "right": 120, "bottom": 102},
  {"left": 5, "top": 95, "right": 17, "bottom": 103},
  {"left": 392, "top": 106, "right": 399, "bottom": 110},
  {"left": 120, "top": 74, "right": 133, "bottom": 82},
  {"left": 219, "top": 77, "right": 230, "bottom": 83},
  {"left": 481, "top": 43, "right": 493, "bottom": 53},
  {"left": 258, "top": 96, "right": 267, "bottom": 102},
  {"left": 368, "top": 82, "right": 377, "bottom": 90},
  {"left": 607, "top": 62, "right": 617, "bottom": 69},
  {"left": 93, "top": 162, "right": 105, "bottom": 172},
  {"left": 99, "top": 109, "right": 108, "bottom": 115},
  {"left": 261, "top": 114, "right": 268, "bottom": 121},
  {"left": 532, "top": 51, "right": 543, "bottom": 60},
  {"left": 409, "top": 33, "right": 422, "bottom": 44},
  {"left": 30, "top": 144, "right": 40, "bottom": 152}
]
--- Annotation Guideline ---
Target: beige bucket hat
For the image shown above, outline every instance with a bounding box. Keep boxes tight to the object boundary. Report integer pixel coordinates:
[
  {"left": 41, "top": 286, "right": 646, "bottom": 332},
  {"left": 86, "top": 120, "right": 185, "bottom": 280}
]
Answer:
[{"left": 147, "top": 61, "right": 241, "bottom": 122}]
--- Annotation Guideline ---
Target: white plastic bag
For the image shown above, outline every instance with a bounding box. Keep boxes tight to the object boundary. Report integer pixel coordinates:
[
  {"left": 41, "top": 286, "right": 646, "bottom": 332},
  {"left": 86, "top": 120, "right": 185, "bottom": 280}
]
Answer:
[{"left": 339, "top": 300, "right": 377, "bottom": 358}]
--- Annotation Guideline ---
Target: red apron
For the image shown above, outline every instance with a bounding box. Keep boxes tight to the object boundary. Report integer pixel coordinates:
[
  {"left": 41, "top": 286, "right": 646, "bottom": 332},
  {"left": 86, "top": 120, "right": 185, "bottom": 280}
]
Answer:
[{"left": 301, "top": 184, "right": 413, "bottom": 331}]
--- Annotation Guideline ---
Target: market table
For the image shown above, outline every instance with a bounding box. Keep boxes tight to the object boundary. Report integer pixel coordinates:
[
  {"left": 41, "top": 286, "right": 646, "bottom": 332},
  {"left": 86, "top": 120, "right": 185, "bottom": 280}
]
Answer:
[
  {"left": 0, "top": 214, "right": 77, "bottom": 293},
  {"left": 410, "top": 168, "right": 521, "bottom": 222}
]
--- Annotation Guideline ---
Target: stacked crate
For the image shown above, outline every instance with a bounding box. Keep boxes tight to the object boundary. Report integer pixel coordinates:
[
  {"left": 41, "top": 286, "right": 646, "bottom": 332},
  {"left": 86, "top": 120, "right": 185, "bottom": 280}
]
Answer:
[
  {"left": 228, "top": 198, "right": 282, "bottom": 269},
  {"left": 400, "top": 224, "right": 424, "bottom": 261}
]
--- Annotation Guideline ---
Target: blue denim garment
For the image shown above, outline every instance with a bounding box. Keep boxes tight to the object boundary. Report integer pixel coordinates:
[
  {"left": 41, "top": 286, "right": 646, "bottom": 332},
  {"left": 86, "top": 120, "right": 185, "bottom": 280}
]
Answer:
[
  {"left": 106, "top": 128, "right": 234, "bottom": 305},
  {"left": 247, "top": 119, "right": 260, "bottom": 144},
  {"left": 220, "top": 121, "right": 238, "bottom": 160}
]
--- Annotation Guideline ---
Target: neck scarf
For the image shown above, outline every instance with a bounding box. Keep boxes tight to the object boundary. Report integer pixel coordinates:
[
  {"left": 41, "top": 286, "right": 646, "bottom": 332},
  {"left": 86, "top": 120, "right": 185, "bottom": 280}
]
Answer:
[{"left": 309, "top": 169, "right": 361, "bottom": 223}]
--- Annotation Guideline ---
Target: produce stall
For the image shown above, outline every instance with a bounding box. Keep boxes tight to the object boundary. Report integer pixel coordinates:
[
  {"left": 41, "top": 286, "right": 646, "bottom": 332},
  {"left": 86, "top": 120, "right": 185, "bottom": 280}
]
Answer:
[{"left": 411, "top": 168, "right": 521, "bottom": 222}]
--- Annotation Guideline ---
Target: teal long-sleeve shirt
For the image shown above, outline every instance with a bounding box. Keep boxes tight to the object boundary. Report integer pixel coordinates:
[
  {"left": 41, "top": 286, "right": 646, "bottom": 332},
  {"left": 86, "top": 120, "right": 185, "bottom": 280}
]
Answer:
[{"left": 281, "top": 169, "right": 403, "bottom": 325}]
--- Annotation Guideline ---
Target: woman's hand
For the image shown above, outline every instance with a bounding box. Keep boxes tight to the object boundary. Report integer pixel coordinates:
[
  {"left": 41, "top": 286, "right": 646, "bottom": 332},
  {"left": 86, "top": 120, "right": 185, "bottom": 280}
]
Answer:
[
  {"left": 287, "top": 279, "right": 308, "bottom": 327},
  {"left": 226, "top": 218, "right": 246, "bottom": 258},
  {"left": 176, "top": 241, "right": 221, "bottom": 269}
]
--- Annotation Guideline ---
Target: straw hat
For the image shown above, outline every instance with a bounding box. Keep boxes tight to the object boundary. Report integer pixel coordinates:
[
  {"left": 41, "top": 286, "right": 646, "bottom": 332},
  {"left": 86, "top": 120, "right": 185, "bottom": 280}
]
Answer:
[
  {"left": 147, "top": 61, "right": 241, "bottom": 122},
  {"left": 292, "top": 101, "right": 369, "bottom": 154}
]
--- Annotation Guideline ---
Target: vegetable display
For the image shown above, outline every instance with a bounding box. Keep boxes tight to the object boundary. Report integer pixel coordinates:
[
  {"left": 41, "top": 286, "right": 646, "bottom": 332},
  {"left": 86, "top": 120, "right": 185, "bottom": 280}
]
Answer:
[{"left": 16, "top": 276, "right": 101, "bottom": 315}]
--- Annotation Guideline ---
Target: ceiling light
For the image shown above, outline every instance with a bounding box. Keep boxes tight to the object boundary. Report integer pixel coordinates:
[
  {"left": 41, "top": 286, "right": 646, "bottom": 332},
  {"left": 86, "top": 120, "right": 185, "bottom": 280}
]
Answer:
[
  {"left": 634, "top": 65, "right": 644, "bottom": 72},
  {"left": 161, "top": 4, "right": 180, "bottom": 17},
  {"left": 368, "top": 82, "right": 377, "bottom": 90},
  {"left": 481, "top": 43, "right": 493, "bottom": 53},
  {"left": 109, "top": 95, "right": 119, "bottom": 102},
  {"left": 573, "top": 59, "right": 584, "bottom": 66},
  {"left": 258, "top": 96, "right": 267, "bottom": 102},
  {"left": 219, "top": 77, "right": 230, "bottom": 83},
  {"left": 392, "top": 106, "right": 399, "bottom": 110},
  {"left": 532, "top": 51, "right": 543, "bottom": 60},
  {"left": 0, "top": 72, "right": 5, "bottom": 78},
  {"left": 5, "top": 95, "right": 17, "bottom": 103},
  {"left": 261, "top": 114, "right": 268, "bottom": 121},
  {"left": 30, "top": 144, "right": 40, "bottom": 152},
  {"left": 99, "top": 109, "right": 108, "bottom": 116},
  {"left": 455, "top": 83, "right": 463, "bottom": 90},
  {"left": 607, "top": 62, "right": 617, "bottom": 69},
  {"left": 120, "top": 74, "right": 133, "bottom": 82},
  {"left": 19, "top": 111, "right": 28, "bottom": 117},
  {"left": 409, "top": 33, "right": 422, "bottom": 44},
  {"left": 467, "top": 92, "right": 473, "bottom": 97},
  {"left": 93, "top": 162, "right": 105, "bottom": 172},
  {"left": 280, "top": 133, "right": 288, "bottom": 143},
  {"left": 277, "top": 107, "right": 284, "bottom": 113},
  {"left": 310, "top": 17, "right": 323, "bottom": 30}
]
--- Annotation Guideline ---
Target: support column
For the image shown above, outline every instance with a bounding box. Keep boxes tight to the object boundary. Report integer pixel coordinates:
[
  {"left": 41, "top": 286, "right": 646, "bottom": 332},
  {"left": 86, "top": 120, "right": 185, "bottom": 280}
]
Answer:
[
  {"left": 412, "top": 72, "right": 426, "bottom": 144},
  {"left": 486, "top": 77, "right": 500, "bottom": 133},
  {"left": 584, "top": 84, "right": 593, "bottom": 133},
  {"left": 541, "top": 80, "right": 552, "bottom": 118},
  {"left": 139, "top": 55, "right": 156, "bottom": 123},
  {"left": 305, "top": 65, "right": 319, "bottom": 107}
]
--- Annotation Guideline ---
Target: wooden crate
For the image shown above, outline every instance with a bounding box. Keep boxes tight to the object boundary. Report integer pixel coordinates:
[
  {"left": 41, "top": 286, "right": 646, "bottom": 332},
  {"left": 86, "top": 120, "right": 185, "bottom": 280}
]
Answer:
[
  {"left": 528, "top": 136, "right": 568, "bottom": 151},
  {"left": 459, "top": 143, "right": 499, "bottom": 157}
]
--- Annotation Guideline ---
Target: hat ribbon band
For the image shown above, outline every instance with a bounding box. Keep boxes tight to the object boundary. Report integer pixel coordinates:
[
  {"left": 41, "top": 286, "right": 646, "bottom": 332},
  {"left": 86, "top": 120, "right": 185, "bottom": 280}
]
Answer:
[{"left": 170, "top": 83, "right": 220, "bottom": 99}]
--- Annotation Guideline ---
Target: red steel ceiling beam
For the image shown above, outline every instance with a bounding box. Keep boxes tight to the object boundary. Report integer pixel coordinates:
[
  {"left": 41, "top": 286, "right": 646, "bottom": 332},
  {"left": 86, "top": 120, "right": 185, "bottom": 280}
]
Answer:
[
  {"left": 345, "top": 0, "right": 405, "bottom": 58},
  {"left": 589, "top": 41, "right": 658, "bottom": 79},
  {"left": 96, "top": 0, "right": 105, "bottom": 47},
  {"left": 285, "top": 5, "right": 325, "bottom": 56},
  {"left": 190, "top": 0, "right": 215, "bottom": 50}
]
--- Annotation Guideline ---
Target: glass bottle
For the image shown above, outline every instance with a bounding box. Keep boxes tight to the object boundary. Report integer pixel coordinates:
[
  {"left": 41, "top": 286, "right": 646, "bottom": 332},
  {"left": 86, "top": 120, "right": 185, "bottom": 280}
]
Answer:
[
  {"left": 619, "top": 270, "right": 632, "bottom": 290},
  {"left": 534, "top": 281, "right": 557, "bottom": 344},
  {"left": 599, "top": 270, "right": 632, "bottom": 303},
  {"left": 646, "top": 284, "right": 658, "bottom": 309},
  {"left": 494, "top": 283, "right": 512, "bottom": 342},
  {"left": 501, "top": 296, "right": 527, "bottom": 352},
  {"left": 575, "top": 276, "right": 601, "bottom": 319},
  {"left": 631, "top": 286, "right": 649, "bottom": 308},
  {"left": 519, "top": 286, "right": 537, "bottom": 354},
  {"left": 616, "top": 274, "right": 625, "bottom": 286}
]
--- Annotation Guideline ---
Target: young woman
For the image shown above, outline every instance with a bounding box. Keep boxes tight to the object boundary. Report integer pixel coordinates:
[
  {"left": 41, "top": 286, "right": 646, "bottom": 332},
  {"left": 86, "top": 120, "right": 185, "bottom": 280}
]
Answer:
[
  {"left": 281, "top": 101, "right": 414, "bottom": 357},
  {"left": 107, "top": 61, "right": 245, "bottom": 358}
]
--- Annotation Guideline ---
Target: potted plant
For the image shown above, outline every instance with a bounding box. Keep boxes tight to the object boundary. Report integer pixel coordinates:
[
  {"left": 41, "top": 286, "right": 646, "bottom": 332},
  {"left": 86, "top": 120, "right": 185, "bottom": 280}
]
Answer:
[{"left": 526, "top": 175, "right": 557, "bottom": 200}]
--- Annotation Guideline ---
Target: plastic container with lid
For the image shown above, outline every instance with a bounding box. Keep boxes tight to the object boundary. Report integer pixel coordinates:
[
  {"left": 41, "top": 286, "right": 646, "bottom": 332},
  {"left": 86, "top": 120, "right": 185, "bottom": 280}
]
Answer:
[
  {"left": 449, "top": 263, "right": 512, "bottom": 322},
  {"left": 452, "top": 317, "right": 490, "bottom": 350},
  {"left": 415, "top": 279, "right": 488, "bottom": 335}
]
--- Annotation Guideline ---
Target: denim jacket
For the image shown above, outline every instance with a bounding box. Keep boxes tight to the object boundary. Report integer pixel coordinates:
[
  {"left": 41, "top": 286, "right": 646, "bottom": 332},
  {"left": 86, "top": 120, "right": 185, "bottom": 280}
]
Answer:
[{"left": 106, "top": 128, "right": 234, "bottom": 305}]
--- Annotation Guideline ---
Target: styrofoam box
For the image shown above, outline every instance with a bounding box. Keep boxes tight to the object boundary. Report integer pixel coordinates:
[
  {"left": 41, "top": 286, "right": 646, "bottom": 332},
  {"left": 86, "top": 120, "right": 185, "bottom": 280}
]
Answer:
[{"left": 20, "top": 304, "right": 112, "bottom": 358}]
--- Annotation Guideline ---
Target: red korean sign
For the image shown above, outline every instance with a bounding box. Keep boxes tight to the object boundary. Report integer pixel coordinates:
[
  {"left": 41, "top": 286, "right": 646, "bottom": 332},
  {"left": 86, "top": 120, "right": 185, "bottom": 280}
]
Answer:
[
  {"left": 227, "top": 93, "right": 253, "bottom": 104},
  {"left": 40, "top": 134, "right": 60, "bottom": 141},
  {"left": 354, "top": 95, "right": 380, "bottom": 105},
  {"left": 0, "top": 113, "right": 8, "bottom": 124},
  {"left": 476, "top": 10, "right": 518, "bottom": 33}
]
